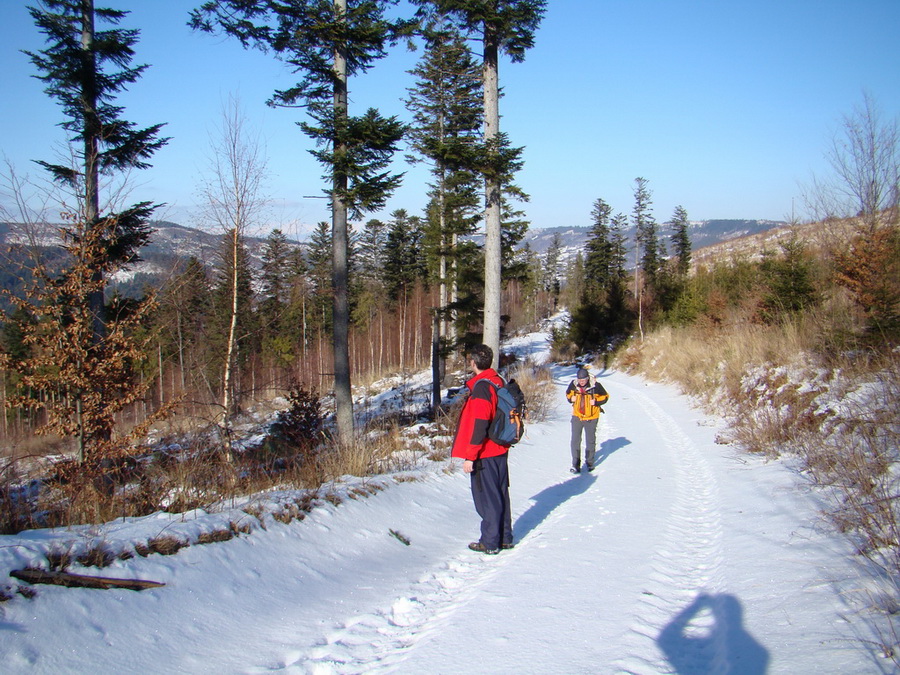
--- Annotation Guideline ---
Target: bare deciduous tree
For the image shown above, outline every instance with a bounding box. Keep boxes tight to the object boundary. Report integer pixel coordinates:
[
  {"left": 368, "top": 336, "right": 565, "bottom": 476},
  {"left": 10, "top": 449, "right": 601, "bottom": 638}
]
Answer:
[
  {"left": 805, "top": 92, "right": 900, "bottom": 226},
  {"left": 199, "top": 98, "right": 268, "bottom": 462}
]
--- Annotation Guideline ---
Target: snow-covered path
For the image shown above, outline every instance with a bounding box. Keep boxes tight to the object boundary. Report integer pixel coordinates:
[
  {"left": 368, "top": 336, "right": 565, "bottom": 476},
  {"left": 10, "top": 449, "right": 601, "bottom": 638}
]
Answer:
[{"left": 0, "top": 336, "right": 890, "bottom": 673}]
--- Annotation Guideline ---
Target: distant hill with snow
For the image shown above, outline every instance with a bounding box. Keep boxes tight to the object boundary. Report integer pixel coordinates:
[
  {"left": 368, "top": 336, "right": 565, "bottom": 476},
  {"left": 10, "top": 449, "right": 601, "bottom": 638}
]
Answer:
[{"left": 0, "top": 217, "right": 786, "bottom": 302}]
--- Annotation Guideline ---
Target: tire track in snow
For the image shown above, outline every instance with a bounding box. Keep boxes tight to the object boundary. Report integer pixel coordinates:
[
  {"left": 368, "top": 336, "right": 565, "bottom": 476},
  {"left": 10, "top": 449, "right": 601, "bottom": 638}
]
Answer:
[{"left": 609, "top": 381, "right": 728, "bottom": 675}]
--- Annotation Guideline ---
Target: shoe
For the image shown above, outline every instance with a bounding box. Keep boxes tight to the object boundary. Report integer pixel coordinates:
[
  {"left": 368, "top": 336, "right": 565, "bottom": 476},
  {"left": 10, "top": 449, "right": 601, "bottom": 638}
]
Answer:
[
  {"left": 587, "top": 464, "right": 595, "bottom": 472},
  {"left": 570, "top": 466, "right": 580, "bottom": 474},
  {"left": 501, "top": 542, "right": 515, "bottom": 550},
  {"left": 468, "top": 541, "right": 500, "bottom": 555}
]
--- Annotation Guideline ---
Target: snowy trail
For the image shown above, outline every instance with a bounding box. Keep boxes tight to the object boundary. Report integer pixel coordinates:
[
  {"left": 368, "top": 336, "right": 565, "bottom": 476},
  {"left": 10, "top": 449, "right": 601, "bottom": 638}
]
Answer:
[
  {"left": 242, "top": 369, "right": 878, "bottom": 674},
  {"left": 0, "top": 337, "right": 888, "bottom": 674}
]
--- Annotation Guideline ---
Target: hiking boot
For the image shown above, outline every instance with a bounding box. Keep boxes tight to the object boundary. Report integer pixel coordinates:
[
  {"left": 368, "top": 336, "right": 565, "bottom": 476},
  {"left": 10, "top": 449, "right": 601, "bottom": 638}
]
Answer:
[
  {"left": 587, "top": 463, "right": 595, "bottom": 472},
  {"left": 501, "top": 542, "right": 515, "bottom": 550},
  {"left": 570, "top": 466, "right": 580, "bottom": 474},
  {"left": 468, "top": 541, "right": 500, "bottom": 555}
]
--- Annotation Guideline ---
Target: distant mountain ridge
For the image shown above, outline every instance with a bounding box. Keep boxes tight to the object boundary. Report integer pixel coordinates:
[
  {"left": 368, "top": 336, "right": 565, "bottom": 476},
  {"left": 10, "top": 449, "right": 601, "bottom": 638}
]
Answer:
[
  {"left": 0, "top": 218, "right": 785, "bottom": 299},
  {"left": 519, "top": 219, "right": 785, "bottom": 256}
]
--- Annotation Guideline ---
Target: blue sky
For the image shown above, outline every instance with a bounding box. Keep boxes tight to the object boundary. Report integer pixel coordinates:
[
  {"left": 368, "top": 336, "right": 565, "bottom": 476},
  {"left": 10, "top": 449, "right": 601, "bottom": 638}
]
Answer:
[{"left": 1, "top": 1, "right": 898, "bottom": 242}]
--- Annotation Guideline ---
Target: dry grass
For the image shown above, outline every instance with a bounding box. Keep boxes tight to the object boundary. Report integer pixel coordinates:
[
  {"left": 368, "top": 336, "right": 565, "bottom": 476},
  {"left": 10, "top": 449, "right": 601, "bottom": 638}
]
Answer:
[{"left": 506, "top": 359, "right": 556, "bottom": 423}]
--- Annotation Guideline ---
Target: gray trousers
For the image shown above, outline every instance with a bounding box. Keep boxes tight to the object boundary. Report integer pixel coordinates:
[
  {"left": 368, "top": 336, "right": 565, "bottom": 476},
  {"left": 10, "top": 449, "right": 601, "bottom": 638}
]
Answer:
[{"left": 570, "top": 416, "right": 599, "bottom": 469}]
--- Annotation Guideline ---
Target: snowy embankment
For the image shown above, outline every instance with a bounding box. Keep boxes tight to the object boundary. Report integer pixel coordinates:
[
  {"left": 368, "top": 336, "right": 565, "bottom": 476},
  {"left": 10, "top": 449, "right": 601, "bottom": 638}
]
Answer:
[{"left": 0, "top": 327, "right": 891, "bottom": 674}]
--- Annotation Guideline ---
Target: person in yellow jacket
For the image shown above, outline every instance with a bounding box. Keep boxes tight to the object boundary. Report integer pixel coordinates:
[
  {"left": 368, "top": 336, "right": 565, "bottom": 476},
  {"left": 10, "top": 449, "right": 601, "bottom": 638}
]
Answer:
[{"left": 565, "top": 367, "right": 609, "bottom": 473}]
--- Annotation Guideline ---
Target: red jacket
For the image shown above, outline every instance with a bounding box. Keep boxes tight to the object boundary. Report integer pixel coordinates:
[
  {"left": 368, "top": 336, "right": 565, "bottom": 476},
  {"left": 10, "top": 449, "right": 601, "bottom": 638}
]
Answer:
[{"left": 451, "top": 368, "right": 508, "bottom": 461}]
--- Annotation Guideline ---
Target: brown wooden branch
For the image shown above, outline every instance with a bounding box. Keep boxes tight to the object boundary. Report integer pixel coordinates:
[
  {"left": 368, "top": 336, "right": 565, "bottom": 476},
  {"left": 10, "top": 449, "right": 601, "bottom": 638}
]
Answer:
[{"left": 11, "top": 568, "right": 165, "bottom": 591}]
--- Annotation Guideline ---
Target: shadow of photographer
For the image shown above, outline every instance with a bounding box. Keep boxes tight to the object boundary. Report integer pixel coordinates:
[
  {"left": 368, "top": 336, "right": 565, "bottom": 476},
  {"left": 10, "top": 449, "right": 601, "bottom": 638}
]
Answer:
[{"left": 658, "top": 593, "right": 769, "bottom": 674}]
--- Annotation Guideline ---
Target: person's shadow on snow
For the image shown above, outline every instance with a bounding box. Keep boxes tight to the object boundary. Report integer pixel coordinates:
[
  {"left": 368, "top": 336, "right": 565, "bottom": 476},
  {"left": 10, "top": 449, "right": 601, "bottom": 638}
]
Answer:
[
  {"left": 658, "top": 593, "right": 769, "bottom": 675},
  {"left": 513, "top": 473, "right": 596, "bottom": 541},
  {"left": 592, "top": 435, "right": 630, "bottom": 466}
]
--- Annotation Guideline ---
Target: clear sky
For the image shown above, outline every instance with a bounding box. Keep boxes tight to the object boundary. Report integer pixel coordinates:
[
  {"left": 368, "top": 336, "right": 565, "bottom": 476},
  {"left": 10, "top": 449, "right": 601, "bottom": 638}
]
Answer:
[{"left": 2, "top": 1, "right": 898, "bottom": 242}]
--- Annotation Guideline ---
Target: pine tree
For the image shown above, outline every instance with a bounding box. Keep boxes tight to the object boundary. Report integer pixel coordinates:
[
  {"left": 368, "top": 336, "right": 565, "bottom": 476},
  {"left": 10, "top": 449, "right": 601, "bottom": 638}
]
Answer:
[
  {"left": 406, "top": 18, "right": 483, "bottom": 370},
  {"left": 382, "top": 209, "right": 427, "bottom": 304},
  {"left": 305, "top": 220, "right": 334, "bottom": 336},
  {"left": 543, "top": 233, "right": 562, "bottom": 295},
  {"left": 632, "top": 177, "right": 661, "bottom": 288},
  {"left": 192, "top": 0, "right": 412, "bottom": 441},
  {"left": 668, "top": 205, "right": 692, "bottom": 278},
  {"left": 584, "top": 198, "right": 614, "bottom": 299},
  {"left": 14, "top": 0, "right": 169, "bottom": 462},
  {"left": 258, "top": 229, "right": 297, "bottom": 366},
  {"left": 412, "top": 0, "right": 546, "bottom": 366}
]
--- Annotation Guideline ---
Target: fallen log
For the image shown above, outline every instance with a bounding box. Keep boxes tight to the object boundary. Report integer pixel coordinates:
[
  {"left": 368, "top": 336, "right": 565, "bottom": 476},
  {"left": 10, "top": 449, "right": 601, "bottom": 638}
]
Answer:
[{"left": 11, "top": 568, "right": 165, "bottom": 591}]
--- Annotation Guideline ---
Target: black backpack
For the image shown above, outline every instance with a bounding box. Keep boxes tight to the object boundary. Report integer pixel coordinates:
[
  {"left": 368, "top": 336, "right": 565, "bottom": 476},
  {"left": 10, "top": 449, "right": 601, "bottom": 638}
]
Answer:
[{"left": 485, "top": 378, "right": 527, "bottom": 446}]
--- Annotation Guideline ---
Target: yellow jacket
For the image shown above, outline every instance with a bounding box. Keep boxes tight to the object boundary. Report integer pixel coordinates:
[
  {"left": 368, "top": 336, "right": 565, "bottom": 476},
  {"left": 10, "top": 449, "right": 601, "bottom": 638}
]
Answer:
[{"left": 566, "top": 380, "right": 609, "bottom": 421}]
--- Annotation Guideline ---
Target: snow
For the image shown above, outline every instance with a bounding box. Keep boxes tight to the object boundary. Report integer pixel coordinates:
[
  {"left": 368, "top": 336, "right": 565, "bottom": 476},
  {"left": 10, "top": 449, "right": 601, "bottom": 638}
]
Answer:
[{"left": 0, "top": 326, "right": 892, "bottom": 674}]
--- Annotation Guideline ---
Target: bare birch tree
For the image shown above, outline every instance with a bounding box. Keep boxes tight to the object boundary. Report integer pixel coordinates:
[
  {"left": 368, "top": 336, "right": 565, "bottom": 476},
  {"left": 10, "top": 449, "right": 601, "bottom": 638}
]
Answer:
[{"left": 199, "top": 98, "right": 268, "bottom": 461}]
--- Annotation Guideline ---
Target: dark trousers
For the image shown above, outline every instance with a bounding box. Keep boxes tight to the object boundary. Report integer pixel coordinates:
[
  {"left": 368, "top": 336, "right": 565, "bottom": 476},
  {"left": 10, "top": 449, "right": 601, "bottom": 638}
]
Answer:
[
  {"left": 570, "top": 416, "right": 599, "bottom": 469},
  {"left": 470, "top": 454, "right": 513, "bottom": 549}
]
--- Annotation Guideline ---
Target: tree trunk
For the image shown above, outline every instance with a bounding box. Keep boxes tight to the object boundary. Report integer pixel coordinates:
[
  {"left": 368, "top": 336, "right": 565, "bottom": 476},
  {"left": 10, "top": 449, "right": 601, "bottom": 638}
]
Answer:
[
  {"left": 482, "top": 25, "right": 501, "bottom": 368},
  {"left": 431, "top": 312, "right": 441, "bottom": 412},
  {"left": 221, "top": 228, "right": 239, "bottom": 463},
  {"left": 331, "top": 0, "right": 354, "bottom": 443}
]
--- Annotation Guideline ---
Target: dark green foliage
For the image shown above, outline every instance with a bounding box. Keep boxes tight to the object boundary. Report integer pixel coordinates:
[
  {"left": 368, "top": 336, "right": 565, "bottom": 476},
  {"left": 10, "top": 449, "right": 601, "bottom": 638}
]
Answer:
[
  {"left": 305, "top": 221, "right": 333, "bottom": 334},
  {"left": 668, "top": 205, "right": 692, "bottom": 278},
  {"left": 569, "top": 276, "right": 634, "bottom": 351},
  {"left": 412, "top": 0, "right": 547, "bottom": 63},
  {"left": 301, "top": 107, "right": 407, "bottom": 219},
  {"left": 264, "top": 385, "right": 323, "bottom": 459},
  {"left": 192, "top": 0, "right": 409, "bottom": 219},
  {"left": 584, "top": 198, "right": 613, "bottom": 296},
  {"left": 570, "top": 199, "right": 635, "bottom": 351},
  {"left": 760, "top": 237, "right": 820, "bottom": 322},
  {"left": 382, "top": 209, "right": 427, "bottom": 303},
  {"left": 25, "top": 1, "right": 169, "bottom": 186},
  {"left": 406, "top": 19, "right": 483, "bottom": 296},
  {"left": 633, "top": 177, "right": 662, "bottom": 288}
]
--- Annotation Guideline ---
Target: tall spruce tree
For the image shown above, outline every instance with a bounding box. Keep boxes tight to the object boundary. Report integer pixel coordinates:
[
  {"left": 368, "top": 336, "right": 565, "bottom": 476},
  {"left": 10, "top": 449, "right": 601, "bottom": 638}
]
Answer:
[
  {"left": 632, "top": 177, "right": 661, "bottom": 290},
  {"left": 259, "top": 228, "right": 296, "bottom": 366},
  {"left": 25, "top": 0, "right": 168, "bottom": 342},
  {"left": 405, "top": 18, "right": 483, "bottom": 378},
  {"left": 543, "top": 232, "right": 561, "bottom": 295},
  {"left": 16, "top": 0, "right": 169, "bottom": 462},
  {"left": 412, "top": 0, "right": 546, "bottom": 367},
  {"left": 305, "top": 220, "right": 334, "bottom": 335},
  {"left": 584, "top": 197, "right": 614, "bottom": 299},
  {"left": 668, "top": 205, "right": 691, "bottom": 278},
  {"left": 191, "top": 0, "right": 411, "bottom": 441}
]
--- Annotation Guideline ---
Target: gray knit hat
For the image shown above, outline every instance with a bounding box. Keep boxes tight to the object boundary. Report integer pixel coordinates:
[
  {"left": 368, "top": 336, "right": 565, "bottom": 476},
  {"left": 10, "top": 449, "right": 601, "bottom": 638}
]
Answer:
[{"left": 577, "top": 368, "right": 589, "bottom": 379}]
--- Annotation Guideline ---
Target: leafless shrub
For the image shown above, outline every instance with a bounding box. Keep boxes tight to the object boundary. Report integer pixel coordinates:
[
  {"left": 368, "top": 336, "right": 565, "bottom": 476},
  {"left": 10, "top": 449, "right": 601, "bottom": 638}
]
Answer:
[{"left": 46, "top": 548, "right": 72, "bottom": 572}]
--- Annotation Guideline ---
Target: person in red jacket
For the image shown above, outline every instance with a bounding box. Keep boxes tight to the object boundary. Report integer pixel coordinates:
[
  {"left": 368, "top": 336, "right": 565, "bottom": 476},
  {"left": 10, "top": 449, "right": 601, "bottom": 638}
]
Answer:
[{"left": 451, "top": 344, "right": 513, "bottom": 555}]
